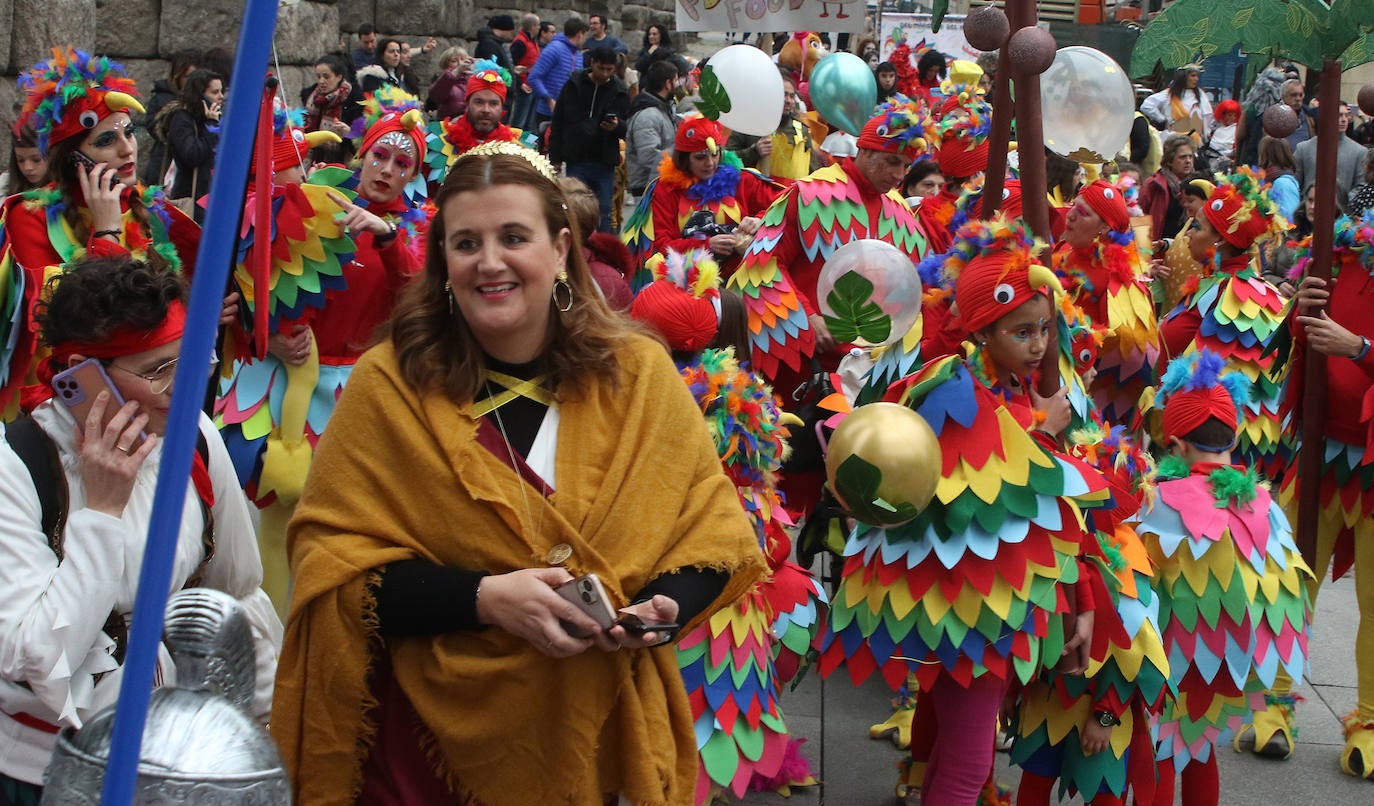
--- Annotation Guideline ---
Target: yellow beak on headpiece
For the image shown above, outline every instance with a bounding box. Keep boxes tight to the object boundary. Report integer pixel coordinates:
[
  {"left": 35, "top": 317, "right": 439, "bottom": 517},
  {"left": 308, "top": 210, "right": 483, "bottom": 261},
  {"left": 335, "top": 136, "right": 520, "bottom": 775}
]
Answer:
[
  {"left": 304, "top": 130, "right": 342, "bottom": 148},
  {"left": 105, "top": 91, "right": 146, "bottom": 116},
  {"left": 401, "top": 108, "right": 425, "bottom": 132},
  {"left": 706, "top": 136, "right": 719, "bottom": 155}
]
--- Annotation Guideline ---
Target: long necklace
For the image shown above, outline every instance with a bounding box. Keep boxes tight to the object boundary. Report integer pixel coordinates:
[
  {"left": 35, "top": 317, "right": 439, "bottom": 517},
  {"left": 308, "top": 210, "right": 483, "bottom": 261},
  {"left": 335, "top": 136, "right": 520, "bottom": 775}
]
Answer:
[{"left": 483, "top": 379, "right": 547, "bottom": 542}]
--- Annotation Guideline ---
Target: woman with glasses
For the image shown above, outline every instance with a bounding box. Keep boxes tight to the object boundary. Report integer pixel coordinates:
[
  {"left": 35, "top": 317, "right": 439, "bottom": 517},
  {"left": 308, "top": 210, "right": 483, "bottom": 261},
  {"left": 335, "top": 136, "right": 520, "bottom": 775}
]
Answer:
[
  {"left": 1052, "top": 180, "right": 1160, "bottom": 428},
  {"left": 0, "top": 256, "right": 281, "bottom": 802},
  {"left": 0, "top": 47, "right": 206, "bottom": 415}
]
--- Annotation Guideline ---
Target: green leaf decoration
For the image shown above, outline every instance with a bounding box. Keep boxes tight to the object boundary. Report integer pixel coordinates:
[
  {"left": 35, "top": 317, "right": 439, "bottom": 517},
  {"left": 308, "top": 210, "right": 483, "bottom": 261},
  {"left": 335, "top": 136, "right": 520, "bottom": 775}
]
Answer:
[
  {"left": 823, "top": 270, "right": 892, "bottom": 346},
  {"left": 835, "top": 454, "right": 919, "bottom": 526},
  {"left": 931, "top": 0, "right": 949, "bottom": 32},
  {"left": 696, "top": 65, "right": 731, "bottom": 121},
  {"left": 1129, "top": 0, "right": 1374, "bottom": 75}
]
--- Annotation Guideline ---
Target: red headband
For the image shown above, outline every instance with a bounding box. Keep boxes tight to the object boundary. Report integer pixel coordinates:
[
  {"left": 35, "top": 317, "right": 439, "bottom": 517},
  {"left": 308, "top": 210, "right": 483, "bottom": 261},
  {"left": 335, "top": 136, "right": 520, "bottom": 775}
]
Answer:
[
  {"left": 675, "top": 118, "right": 723, "bottom": 153},
  {"left": 1201, "top": 186, "right": 1269, "bottom": 249},
  {"left": 1077, "top": 179, "right": 1130, "bottom": 233},
  {"left": 1160, "top": 385, "right": 1238, "bottom": 443},
  {"left": 954, "top": 253, "right": 1054, "bottom": 334},
  {"left": 360, "top": 109, "right": 428, "bottom": 166},
  {"left": 938, "top": 140, "right": 989, "bottom": 180},
  {"left": 466, "top": 71, "right": 508, "bottom": 103},
  {"left": 33, "top": 299, "right": 188, "bottom": 400}
]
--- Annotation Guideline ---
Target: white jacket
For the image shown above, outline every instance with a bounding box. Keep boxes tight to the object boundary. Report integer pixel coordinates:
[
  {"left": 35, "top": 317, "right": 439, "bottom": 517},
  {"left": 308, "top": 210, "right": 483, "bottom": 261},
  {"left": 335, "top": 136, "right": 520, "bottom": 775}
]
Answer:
[{"left": 0, "top": 402, "right": 281, "bottom": 785}]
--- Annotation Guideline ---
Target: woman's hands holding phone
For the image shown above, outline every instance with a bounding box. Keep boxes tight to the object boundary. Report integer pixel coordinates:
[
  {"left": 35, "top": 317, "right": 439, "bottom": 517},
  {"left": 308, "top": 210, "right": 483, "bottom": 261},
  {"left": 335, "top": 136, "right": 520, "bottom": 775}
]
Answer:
[
  {"left": 604, "top": 595, "right": 680, "bottom": 651},
  {"left": 77, "top": 391, "right": 157, "bottom": 517},
  {"left": 476, "top": 567, "right": 602, "bottom": 658},
  {"left": 75, "top": 159, "right": 124, "bottom": 236}
]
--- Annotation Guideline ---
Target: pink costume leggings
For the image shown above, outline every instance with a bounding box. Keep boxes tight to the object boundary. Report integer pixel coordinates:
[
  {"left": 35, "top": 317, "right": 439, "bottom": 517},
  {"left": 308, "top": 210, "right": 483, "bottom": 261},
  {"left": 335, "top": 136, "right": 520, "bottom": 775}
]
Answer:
[{"left": 921, "top": 673, "right": 1006, "bottom": 805}]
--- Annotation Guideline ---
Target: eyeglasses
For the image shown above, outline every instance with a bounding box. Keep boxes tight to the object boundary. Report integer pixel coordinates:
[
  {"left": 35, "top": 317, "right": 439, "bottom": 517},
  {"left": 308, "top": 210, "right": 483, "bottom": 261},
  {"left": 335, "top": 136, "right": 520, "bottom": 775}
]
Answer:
[
  {"left": 999, "top": 322, "right": 1051, "bottom": 344},
  {"left": 107, "top": 354, "right": 220, "bottom": 395},
  {"left": 90, "top": 123, "right": 140, "bottom": 150}
]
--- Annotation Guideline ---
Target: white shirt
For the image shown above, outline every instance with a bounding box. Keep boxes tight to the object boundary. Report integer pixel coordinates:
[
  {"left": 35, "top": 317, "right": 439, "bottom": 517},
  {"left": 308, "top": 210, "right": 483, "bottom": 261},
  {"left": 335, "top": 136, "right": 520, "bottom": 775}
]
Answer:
[
  {"left": 1140, "top": 88, "right": 1214, "bottom": 138},
  {"left": 0, "top": 403, "right": 281, "bottom": 784}
]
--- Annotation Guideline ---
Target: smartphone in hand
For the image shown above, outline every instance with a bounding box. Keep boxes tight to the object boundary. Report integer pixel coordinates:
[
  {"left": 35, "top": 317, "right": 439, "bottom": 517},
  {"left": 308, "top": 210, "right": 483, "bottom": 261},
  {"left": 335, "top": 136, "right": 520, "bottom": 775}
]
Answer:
[
  {"left": 554, "top": 573, "right": 618, "bottom": 638},
  {"left": 615, "top": 611, "right": 678, "bottom": 637},
  {"left": 51, "top": 358, "right": 145, "bottom": 450}
]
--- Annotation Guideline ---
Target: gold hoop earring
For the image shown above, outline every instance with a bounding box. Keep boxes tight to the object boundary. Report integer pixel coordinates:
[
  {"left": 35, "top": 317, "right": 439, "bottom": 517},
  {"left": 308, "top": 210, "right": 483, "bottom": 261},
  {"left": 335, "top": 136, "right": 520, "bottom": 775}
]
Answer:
[
  {"left": 443, "top": 280, "right": 455, "bottom": 316},
  {"left": 553, "top": 269, "right": 573, "bottom": 313}
]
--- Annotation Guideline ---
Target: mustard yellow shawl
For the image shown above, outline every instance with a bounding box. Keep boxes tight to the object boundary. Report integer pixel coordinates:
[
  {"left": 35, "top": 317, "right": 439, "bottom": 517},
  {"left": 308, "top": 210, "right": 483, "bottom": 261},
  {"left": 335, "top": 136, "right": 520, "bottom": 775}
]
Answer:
[{"left": 270, "top": 335, "right": 765, "bottom": 805}]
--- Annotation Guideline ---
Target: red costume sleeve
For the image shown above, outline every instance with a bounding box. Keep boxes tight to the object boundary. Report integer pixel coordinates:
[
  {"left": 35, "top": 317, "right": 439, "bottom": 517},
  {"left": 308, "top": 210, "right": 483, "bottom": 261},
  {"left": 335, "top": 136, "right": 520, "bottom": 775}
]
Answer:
[{"left": 1159, "top": 303, "right": 1201, "bottom": 361}]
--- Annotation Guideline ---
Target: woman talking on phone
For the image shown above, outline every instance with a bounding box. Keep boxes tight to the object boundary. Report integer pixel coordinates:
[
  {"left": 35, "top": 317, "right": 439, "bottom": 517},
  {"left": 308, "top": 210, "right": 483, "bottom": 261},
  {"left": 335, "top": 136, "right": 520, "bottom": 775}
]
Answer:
[
  {"left": 0, "top": 47, "right": 204, "bottom": 415},
  {"left": 0, "top": 256, "right": 281, "bottom": 803},
  {"left": 271, "top": 142, "right": 764, "bottom": 805},
  {"left": 160, "top": 68, "right": 224, "bottom": 222}
]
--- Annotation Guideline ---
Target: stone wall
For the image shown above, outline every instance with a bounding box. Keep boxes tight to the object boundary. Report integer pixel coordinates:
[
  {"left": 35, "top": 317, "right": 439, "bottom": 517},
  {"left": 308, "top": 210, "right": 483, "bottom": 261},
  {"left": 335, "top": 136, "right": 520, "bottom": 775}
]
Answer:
[{"left": 0, "top": 0, "right": 681, "bottom": 156}]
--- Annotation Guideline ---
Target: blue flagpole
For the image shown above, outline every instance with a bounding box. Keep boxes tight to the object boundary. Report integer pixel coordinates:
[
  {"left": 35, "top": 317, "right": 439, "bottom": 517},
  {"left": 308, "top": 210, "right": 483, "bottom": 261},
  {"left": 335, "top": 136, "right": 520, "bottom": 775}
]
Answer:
[{"left": 100, "top": 0, "right": 281, "bottom": 801}]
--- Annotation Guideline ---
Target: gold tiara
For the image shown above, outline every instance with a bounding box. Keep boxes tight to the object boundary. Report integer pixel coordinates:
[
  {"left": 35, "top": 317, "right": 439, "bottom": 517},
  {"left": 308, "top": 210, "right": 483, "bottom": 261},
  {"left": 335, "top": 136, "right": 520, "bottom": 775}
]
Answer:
[{"left": 455, "top": 140, "right": 557, "bottom": 183}]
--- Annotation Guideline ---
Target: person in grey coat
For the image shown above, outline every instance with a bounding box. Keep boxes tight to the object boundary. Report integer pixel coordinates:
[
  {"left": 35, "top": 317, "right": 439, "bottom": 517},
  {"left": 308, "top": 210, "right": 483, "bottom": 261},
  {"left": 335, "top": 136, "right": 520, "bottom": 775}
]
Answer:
[
  {"left": 625, "top": 61, "right": 679, "bottom": 197},
  {"left": 1294, "top": 101, "right": 1368, "bottom": 214}
]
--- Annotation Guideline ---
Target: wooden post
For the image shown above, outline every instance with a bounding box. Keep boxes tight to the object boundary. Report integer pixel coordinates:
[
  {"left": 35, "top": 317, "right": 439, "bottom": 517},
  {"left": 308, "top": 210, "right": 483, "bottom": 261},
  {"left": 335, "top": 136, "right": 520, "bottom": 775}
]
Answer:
[
  {"left": 1005, "top": 0, "right": 1060, "bottom": 397},
  {"left": 980, "top": 38, "right": 1014, "bottom": 219},
  {"left": 1294, "top": 58, "right": 1342, "bottom": 567}
]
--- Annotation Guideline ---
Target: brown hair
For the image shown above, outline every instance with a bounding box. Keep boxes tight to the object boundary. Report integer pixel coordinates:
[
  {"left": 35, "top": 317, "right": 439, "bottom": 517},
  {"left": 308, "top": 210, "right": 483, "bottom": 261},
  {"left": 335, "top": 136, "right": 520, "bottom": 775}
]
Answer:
[
  {"left": 45, "top": 130, "right": 173, "bottom": 274},
  {"left": 1159, "top": 135, "right": 1194, "bottom": 173},
  {"left": 390, "top": 151, "right": 648, "bottom": 402},
  {"left": 557, "top": 176, "right": 599, "bottom": 242},
  {"left": 1257, "top": 136, "right": 1295, "bottom": 172}
]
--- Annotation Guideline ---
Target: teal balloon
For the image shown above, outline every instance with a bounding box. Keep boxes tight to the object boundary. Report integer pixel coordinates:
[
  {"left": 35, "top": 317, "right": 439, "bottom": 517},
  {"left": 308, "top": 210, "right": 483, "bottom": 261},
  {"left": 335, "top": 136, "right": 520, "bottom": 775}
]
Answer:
[{"left": 809, "top": 53, "right": 878, "bottom": 137}]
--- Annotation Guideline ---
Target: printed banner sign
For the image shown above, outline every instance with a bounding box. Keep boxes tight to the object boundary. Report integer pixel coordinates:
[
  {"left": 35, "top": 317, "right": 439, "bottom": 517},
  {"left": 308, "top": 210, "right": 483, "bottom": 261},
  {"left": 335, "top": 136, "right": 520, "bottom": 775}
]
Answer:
[
  {"left": 676, "top": 0, "right": 867, "bottom": 34},
  {"left": 877, "top": 13, "right": 980, "bottom": 63}
]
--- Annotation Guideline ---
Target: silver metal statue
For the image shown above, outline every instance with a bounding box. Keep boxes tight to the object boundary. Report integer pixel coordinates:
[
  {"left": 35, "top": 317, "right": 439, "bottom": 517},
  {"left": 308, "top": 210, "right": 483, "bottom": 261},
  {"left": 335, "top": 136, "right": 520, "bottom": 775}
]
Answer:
[{"left": 41, "top": 589, "right": 288, "bottom": 805}]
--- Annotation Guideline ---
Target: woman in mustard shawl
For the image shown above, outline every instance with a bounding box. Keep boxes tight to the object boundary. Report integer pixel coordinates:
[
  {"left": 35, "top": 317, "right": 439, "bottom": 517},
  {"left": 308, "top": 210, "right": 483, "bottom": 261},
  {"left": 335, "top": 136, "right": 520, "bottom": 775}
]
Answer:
[{"left": 270, "top": 140, "right": 765, "bottom": 806}]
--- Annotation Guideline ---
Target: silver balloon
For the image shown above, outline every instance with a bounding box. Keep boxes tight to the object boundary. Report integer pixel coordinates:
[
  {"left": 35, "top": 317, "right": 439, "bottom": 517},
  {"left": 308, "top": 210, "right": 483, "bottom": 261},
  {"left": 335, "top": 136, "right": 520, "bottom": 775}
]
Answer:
[{"left": 1041, "top": 46, "right": 1136, "bottom": 163}]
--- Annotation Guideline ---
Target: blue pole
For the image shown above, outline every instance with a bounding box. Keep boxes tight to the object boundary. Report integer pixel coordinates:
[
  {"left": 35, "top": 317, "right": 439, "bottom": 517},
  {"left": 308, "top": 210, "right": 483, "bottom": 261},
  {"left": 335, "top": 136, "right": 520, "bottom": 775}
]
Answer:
[{"left": 100, "top": 1, "right": 280, "bottom": 801}]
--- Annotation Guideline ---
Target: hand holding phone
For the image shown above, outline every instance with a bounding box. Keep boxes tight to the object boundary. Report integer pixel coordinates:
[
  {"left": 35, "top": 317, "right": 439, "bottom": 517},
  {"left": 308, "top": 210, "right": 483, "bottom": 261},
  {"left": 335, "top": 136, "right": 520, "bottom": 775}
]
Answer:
[
  {"left": 52, "top": 359, "right": 155, "bottom": 516},
  {"left": 616, "top": 611, "right": 678, "bottom": 637},
  {"left": 554, "top": 573, "right": 618, "bottom": 638}
]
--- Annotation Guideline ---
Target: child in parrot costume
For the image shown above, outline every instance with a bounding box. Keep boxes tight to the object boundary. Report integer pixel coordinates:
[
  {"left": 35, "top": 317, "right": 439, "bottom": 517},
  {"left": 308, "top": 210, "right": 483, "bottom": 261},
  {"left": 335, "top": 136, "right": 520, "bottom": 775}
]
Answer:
[
  {"left": 1011, "top": 424, "right": 1172, "bottom": 806},
  {"left": 1052, "top": 179, "right": 1161, "bottom": 430},
  {"left": 1132, "top": 349, "right": 1311, "bottom": 805},
  {"left": 630, "top": 248, "right": 827, "bottom": 803},
  {"left": 1157, "top": 168, "right": 1291, "bottom": 481},
  {"left": 820, "top": 216, "right": 1110, "bottom": 804}
]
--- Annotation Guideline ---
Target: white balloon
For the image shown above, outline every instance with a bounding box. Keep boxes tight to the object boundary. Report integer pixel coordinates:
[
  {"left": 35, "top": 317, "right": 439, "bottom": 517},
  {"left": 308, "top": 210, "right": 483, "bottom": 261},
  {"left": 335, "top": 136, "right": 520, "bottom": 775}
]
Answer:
[
  {"left": 706, "top": 45, "right": 785, "bottom": 137},
  {"left": 1041, "top": 46, "right": 1136, "bottom": 163},
  {"left": 816, "top": 239, "right": 922, "bottom": 348}
]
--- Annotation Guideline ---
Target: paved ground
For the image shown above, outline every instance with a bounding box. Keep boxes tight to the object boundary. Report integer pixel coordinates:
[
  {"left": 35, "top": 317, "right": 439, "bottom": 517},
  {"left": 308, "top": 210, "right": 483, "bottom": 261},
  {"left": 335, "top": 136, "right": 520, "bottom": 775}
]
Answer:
[{"left": 736, "top": 568, "right": 1371, "bottom": 805}]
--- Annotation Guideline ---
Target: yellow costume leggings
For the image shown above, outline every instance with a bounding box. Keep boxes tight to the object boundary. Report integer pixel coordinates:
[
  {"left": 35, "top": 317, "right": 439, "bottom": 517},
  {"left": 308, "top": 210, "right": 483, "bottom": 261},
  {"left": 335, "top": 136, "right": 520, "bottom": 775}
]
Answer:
[
  {"left": 259, "top": 501, "right": 295, "bottom": 619},
  {"left": 1272, "top": 499, "right": 1374, "bottom": 722}
]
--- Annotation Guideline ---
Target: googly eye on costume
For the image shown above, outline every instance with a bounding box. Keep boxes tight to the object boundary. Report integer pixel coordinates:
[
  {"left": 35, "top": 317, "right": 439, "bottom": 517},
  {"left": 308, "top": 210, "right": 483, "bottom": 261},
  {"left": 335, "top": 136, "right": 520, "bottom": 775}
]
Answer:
[
  {"left": 993, "top": 283, "right": 1015, "bottom": 304},
  {"left": 1102, "top": 188, "right": 1115, "bottom": 200},
  {"left": 1078, "top": 348, "right": 1093, "bottom": 363},
  {"left": 79, "top": 110, "right": 100, "bottom": 129},
  {"left": 292, "top": 130, "right": 306, "bottom": 143},
  {"left": 1211, "top": 200, "right": 1224, "bottom": 210},
  {"left": 876, "top": 125, "right": 890, "bottom": 137}
]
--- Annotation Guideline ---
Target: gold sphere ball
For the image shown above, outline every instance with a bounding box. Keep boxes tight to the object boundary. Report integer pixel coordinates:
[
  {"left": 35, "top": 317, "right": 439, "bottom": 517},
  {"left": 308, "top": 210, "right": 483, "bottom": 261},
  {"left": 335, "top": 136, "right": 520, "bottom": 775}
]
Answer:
[{"left": 824, "top": 402, "right": 941, "bottom": 526}]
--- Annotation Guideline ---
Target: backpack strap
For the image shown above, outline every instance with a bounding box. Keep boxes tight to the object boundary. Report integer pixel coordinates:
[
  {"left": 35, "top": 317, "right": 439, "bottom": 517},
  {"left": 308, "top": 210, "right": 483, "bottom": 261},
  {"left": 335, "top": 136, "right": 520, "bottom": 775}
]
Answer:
[
  {"left": 5, "top": 415, "right": 68, "bottom": 560},
  {"left": 183, "top": 429, "right": 216, "bottom": 589}
]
